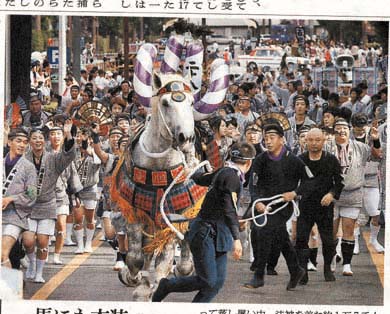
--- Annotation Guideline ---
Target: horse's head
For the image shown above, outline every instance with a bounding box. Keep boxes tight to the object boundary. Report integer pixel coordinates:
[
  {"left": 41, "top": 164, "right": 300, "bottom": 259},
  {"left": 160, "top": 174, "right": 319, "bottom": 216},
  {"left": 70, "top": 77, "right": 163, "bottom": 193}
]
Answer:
[{"left": 151, "top": 72, "right": 195, "bottom": 152}]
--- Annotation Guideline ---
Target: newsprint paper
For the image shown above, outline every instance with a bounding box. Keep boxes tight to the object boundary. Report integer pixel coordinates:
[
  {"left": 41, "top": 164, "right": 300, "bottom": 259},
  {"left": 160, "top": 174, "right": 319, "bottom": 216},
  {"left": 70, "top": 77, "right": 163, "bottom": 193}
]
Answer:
[{"left": 0, "top": 1, "right": 389, "bottom": 314}]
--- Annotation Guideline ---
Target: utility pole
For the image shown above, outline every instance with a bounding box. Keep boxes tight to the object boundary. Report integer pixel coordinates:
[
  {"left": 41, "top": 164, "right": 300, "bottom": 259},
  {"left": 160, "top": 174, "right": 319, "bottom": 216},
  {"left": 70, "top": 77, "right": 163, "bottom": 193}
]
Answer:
[
  {"left": 72, "top": 16, "right": 81, "bottom": 82},
  {"left": 123, "top": 17, "right": 130, "bottom": 80},
  {"left": 59, "top": 15, "right": 67, "bottom": 95}
]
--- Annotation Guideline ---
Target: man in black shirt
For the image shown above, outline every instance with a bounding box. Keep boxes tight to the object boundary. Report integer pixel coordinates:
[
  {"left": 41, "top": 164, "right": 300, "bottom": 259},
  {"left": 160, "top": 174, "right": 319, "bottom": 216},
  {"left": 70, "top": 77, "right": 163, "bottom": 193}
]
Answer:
[
  {"left": 152, "top": 142, "right": 256, "bottom": 303},
  {"left": 296, "top": 128, "right": 344, "bottom": 284},
  {"left": 245, "top": 123, "right": 306, "bottom": 291}
]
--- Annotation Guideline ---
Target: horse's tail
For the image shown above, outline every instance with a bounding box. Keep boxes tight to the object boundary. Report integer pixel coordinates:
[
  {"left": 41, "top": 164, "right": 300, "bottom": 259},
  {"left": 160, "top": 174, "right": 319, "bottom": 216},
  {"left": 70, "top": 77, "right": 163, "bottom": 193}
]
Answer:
[
  {"left": 193, "top": 58, "right": 230, "bottom": 121},
  {"left": 133, "top": 43, "right": 158, "bottom": 108}
]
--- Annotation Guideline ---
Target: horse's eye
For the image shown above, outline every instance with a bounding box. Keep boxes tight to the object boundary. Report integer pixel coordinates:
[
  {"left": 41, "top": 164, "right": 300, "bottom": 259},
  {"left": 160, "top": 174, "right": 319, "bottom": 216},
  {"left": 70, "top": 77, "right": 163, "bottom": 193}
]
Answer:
[{"left": 162, "top": 98, "right": 169, "bottom": 107}]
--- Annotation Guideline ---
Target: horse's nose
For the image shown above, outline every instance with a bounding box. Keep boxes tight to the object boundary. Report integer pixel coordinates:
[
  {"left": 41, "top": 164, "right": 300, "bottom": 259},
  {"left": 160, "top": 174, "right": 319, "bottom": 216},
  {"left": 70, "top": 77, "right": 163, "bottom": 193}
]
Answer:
[{"left": 178, "top": 133, "right": 195, "bottom": 144}]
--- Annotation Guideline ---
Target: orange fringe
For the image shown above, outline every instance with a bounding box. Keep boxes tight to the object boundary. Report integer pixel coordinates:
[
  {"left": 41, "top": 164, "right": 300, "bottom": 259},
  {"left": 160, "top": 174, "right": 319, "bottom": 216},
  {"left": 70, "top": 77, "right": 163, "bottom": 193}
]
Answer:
[
  {"left": 143, "top": 195, "right": 205, "bottom": 255},
  {"left": 110, "top": 154, "right": 206, "bottom": 255}
]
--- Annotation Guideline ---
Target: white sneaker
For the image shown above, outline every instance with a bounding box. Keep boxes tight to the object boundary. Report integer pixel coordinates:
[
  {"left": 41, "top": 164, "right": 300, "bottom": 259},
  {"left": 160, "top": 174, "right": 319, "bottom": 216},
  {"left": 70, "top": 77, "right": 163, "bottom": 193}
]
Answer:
[
  {"left": 307, "top": 261, "right": 317, "bottom": 271},
  {"left": 342, "top": 264, "right": 353, "bottom": 276},
  {"left": 113, "top": 260, "right": 125, "bottom": 271},
  {"left": 84, "top": 242, "right": 93, "bottom": 253},
  {"left": 53, "top": 254, "right": 63, "bottom": 265},
  {"left": 75, "top": 245, "right": 85, "bottom": 254},
  {"left": 64, "top": 239, "right": 77, "bottom": 246},
  {"left": 370, "top": 239, "right": 385, "bottom": 253},
  {"left": 331, "top": 255, "right": 336, "bottom": 273},
  {"left": 353, "top": 245, "right": 360, "bottom": 255},
  {"left": 25, "top": 266, "right": 36, "bottom": 280},
  {"left": 34, "top": 275, "right": 46, "bottom": 283}
]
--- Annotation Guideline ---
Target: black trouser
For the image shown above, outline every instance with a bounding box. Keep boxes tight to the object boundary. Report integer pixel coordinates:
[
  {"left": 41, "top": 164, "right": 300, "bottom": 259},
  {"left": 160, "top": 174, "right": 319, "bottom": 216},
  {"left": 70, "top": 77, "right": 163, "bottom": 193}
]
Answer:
[
  {"left": 251, "top": 223, "right": 300, "bottom": 276},
  {"left": 295, "top": 202, "right": 335, "bottom": 266}
]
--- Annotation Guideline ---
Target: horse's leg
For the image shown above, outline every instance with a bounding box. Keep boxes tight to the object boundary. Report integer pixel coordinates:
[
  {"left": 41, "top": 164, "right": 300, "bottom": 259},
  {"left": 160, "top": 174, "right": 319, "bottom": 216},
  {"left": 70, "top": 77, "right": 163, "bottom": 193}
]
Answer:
[
  {"left": 118, "top": 223, "right": 144, "bottom": 287},
  {"left": 132, "top": 235, "right": 155, "bottom": 302},
  {"left": 174, "top": 239, "right": 195, "bottom": 277},
  {"left": 154, "top": 240, "right": 175, "bottom": 284}
]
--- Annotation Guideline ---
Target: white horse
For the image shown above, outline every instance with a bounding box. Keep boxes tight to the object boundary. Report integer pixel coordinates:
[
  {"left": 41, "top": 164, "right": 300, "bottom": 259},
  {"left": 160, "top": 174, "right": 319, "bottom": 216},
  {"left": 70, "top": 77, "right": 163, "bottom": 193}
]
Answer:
[{"left": 110, "top": 37, "right": 228, "bottom": 301}]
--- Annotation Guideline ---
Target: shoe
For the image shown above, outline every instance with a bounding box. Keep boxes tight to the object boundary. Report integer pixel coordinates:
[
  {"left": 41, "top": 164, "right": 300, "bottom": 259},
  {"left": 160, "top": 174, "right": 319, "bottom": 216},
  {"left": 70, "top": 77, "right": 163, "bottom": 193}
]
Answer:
[
  {"left": 266, "top": 268, "right": 278, "bottom": 276},
  {"left": 33, "top": 275, "right": 46, "bottom": 283},
  {"left": 53, "top": 254, "right": 63, "bottom": 265},
  {"left": 324, "top": 265, "right": 336, "bottom": 282},
  {"left": 75, "top": 246, "right": 85, "bottom": 254},
  {"left": 20, "top": 256, "right": 29, "bottom": 269},
  {"left": 299, "top": 271, "right": 308, "bottom": 285},
  {"left": 50, "top": 235, "right": 56, "bottom": 242},
  {"left": 286, "top": 267, "right": 305, "bottom": 291},
  {"left": 249, "top": 264, "right": 256, "bottom": 272},
  {"left": 330, "top": 255, "right": 336, "bottom": 272},
  {"left": 243, "top": 274, "right": 264, "bottom": 288},
  {"left": 370, "top": 239, "right": 385, "bottom": 253},
  {"left": 307, "top": 261, "right": 317, "bottom": 271},
  {"left": 84, "top": 242, "right": 93, "bottom": 253},
  {"left": 64, "top": 239, "right": 77, "bottom": 246},
  {"left": 342, "top": 264, "right": 353, "bottom": 276},
  {"left": 113, "top": 260, "right": 125, "bottom": 271},
  {"left": 152, "top": 278, "right": 170, "bottom": 302},
  {"left": 25, "top": 266, "right": 36, "bottom": 280}
]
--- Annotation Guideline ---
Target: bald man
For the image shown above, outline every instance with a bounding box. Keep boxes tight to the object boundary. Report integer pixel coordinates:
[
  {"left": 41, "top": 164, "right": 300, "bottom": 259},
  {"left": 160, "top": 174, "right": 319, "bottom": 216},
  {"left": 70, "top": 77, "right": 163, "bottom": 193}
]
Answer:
[{"left": 295, "top": 128, "right": 344, "bottom": 284}]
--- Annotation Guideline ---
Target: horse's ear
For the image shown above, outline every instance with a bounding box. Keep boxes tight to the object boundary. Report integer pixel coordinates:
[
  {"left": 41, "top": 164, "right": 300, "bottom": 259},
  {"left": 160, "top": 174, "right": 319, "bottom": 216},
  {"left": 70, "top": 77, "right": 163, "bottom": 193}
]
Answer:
[{"left": 153, "top": 72, "right": 162, "bottom": 90}]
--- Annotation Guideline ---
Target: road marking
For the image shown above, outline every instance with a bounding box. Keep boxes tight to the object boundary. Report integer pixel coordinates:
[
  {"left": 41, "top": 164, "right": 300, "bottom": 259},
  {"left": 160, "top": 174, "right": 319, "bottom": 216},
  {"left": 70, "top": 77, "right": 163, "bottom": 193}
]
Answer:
[
  {"left": 31, "top": 231, "right": 104, "bottom": 300},
  {"left": 362, "top": 231, "right": 384, "bottom": 287}
]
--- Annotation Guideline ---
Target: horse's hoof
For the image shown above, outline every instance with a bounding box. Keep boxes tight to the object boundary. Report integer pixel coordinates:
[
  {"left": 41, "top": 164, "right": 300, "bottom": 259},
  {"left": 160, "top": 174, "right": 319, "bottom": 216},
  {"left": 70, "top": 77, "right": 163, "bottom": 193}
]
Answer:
[{"left": 118, "top": 267, "right": 131, "bottom": 287}]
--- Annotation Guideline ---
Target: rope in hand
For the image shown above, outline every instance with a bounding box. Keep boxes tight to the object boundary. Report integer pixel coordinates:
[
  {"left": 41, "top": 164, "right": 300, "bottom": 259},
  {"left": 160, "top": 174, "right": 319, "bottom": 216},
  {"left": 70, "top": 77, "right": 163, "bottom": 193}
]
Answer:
[
  {"left": 239, "top": 194, "right": 300, "bottom": 228},
  {"left": 160, "top": 160, "right": 212, "bottom": 240}
]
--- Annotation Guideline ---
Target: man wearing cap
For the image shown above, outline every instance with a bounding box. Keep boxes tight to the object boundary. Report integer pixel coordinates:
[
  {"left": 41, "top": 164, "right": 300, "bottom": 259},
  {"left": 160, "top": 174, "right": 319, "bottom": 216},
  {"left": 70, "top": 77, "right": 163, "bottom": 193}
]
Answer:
[
  {"left": 350, "top": 113, "right": 384, "bottom": 254},
  {"left": 295, "top": 128, "right": 344, "bottom": 284},
  {"left": 22, "top": 93, "right": 51, "bottom": 129},
  {"left": 23, "top": 120, "right": 76, "bottom": 283},
  {"left": 332, "top": 117, "right": 382, "bottom": 276},
  {"left": 152, "top": 142, "right": 256, "bottom": 302},
  {"left": 245, "top": 123, "right": 306, "bottom": 290},
  {"left": 90, "top": 125, "right": 127, "bottom": 270},
  {"left": 2, "top": 128, "right": 37, "bottom": 268}
]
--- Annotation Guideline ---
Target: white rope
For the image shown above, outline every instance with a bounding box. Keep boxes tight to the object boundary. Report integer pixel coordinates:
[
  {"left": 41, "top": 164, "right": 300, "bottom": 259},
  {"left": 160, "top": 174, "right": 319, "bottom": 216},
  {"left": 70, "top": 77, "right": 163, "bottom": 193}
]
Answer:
[
  {"left": 239, "top": 194, "right": 300, "bottom": 228},
  {"left": 160, "top": 160, "right": 211, "bottom": 240}
]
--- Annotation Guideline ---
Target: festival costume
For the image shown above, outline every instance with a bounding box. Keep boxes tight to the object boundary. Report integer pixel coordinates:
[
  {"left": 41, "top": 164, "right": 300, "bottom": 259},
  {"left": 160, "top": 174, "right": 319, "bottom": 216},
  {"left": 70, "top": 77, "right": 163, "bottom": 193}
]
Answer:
[
  {"left": 246, "top": 146, "right": 305, "bottom": 290},
  {"left": 295, "top": 151, "right": 344, "bottom": 283},
  {"left": 2, "top": 154, "right": 37, "bottom": 237},
  {"left": 74, "top": 148, "right": 101, "bottom": 253},
  {"left": 24, "top": 138, "right": 76, "bottom": 282}
]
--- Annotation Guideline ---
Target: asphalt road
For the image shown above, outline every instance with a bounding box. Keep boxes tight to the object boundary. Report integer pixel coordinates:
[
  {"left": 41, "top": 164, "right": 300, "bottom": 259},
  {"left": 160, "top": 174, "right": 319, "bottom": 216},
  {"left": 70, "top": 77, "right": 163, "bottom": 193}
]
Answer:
[{"left": 23, "top": 225, "right": 384, "bottom": 305}]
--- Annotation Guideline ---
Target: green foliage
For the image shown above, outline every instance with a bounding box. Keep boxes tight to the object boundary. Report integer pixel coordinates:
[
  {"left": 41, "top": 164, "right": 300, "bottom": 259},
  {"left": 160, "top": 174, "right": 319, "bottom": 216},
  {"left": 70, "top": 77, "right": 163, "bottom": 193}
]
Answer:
[{"left": 32, "top": 30, "right": 45, "bottom": 51}]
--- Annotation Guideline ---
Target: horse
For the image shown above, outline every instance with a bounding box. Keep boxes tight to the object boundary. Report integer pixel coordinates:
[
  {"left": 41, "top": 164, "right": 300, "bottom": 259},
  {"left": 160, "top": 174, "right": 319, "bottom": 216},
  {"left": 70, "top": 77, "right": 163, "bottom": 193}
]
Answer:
[{"left": 110, "top": 36, "right": 229, "bottom": 301}]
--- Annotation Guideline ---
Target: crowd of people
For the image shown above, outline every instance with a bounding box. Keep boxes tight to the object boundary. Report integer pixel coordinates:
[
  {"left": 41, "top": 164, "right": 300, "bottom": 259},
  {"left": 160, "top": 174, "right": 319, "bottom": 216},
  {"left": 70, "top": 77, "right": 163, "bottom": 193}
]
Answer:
[{"left": 2, "top": 42, "right": 387, "bottom": 302}]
